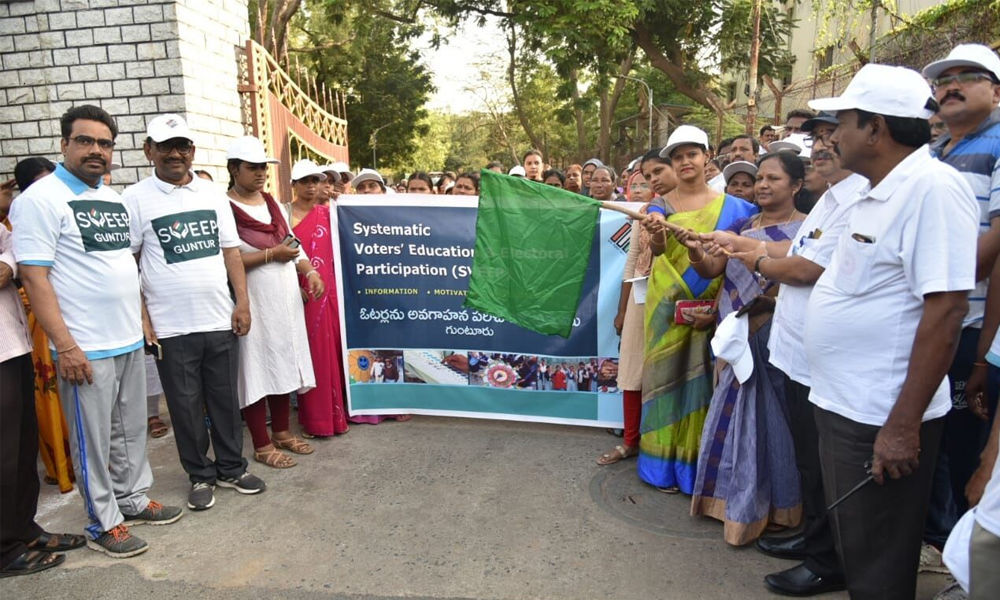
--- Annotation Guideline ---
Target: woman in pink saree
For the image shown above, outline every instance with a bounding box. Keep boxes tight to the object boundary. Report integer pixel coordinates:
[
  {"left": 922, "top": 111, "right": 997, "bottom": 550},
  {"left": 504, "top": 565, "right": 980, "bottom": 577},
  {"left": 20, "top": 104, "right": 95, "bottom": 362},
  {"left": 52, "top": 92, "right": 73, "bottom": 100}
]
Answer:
[{"left": 289, "top": 160, "right": 350, "bottom": 436}]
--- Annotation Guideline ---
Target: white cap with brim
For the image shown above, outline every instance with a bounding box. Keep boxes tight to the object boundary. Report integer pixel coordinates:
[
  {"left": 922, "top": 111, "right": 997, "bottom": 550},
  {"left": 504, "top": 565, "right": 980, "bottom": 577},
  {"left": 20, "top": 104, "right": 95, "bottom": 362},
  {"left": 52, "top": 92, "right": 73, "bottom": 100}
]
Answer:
[
  {"left": 290, "top": 159, "right": 327, "bottom": 182},
  {"left": 147, "top": 114, "right": 194, "bottom": 143},
  {"left": 325, "top": 161, "right": 354, "bottom": 179},
  {"left": 922, "top": 43, "right": 1000, "bottom": 82},
  {"left": 722, "top": 161, "right": 757, "bottom": 184},
  {"left": 351, "top": 168, "right": 384, "bottom": 188},
  {"left": 711, "top": 312, "right": 753, "bottom": 384},
  {"left": 660, "top": 125, "right": 710, "bottom": 159},
  {"left": 768, "top": 140, "right": 802, "bottom": 154},
  {"left": 226, "top": 136, "right": 279, "bottom": 164},
  {"left": 508, "top": 165, "right": 526, "bottom": 177},
  {"left": 808, "top": 63, "right": 936, "bottom": 119}
]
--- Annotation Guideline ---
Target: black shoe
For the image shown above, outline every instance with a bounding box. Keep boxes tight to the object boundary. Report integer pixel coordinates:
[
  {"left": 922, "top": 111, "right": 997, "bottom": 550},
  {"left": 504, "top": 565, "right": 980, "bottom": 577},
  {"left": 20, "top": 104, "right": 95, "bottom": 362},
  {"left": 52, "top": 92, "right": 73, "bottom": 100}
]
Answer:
[
  {"left": 756, "top": 534, "right": 807, "bottom": 560},
  {"left": 764, "top": 563, "right": 846, "bottom": 597}
]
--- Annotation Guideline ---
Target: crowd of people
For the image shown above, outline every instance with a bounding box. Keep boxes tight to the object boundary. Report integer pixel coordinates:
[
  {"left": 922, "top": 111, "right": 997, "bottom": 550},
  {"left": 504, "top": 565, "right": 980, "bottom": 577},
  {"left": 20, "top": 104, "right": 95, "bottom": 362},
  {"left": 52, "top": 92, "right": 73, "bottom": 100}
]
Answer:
[{"left": 1, "top": 41, "right": 999, "bottom": 600}]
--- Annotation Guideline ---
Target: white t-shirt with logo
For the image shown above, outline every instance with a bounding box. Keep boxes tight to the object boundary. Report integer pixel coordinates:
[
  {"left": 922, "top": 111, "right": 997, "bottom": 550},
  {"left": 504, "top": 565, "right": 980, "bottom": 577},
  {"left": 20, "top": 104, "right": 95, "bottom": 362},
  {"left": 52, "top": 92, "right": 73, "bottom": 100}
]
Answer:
[
  {"left": 10, "top": 164, "right": 143, "bottom": 358},
  {"left": 805, "top": 147, "right": 979, "bottom": 426},
  {"left": 123, "top": 173, "right": 241, "bottom": 339}
]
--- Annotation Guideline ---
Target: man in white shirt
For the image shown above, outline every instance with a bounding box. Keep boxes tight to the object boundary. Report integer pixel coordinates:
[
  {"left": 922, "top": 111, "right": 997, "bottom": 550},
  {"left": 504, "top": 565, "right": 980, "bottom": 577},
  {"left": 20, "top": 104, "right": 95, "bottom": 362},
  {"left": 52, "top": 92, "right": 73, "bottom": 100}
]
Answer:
[
  {"left": 124, "top": 114, "right": 263, "bottom": 512},
  {"left": 803, "top": 65, "right": 979, "bottom": 597},
  {"left": 11, "top": 105, "right": 182, "bottom": 559}
]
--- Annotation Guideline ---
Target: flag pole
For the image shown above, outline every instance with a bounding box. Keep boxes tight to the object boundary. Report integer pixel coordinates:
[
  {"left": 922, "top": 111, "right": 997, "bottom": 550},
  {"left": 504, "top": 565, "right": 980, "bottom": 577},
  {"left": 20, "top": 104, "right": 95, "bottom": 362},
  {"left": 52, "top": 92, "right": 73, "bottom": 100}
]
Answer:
[{"left": 598, "top": 201, "right": 731, "bottom": 255}]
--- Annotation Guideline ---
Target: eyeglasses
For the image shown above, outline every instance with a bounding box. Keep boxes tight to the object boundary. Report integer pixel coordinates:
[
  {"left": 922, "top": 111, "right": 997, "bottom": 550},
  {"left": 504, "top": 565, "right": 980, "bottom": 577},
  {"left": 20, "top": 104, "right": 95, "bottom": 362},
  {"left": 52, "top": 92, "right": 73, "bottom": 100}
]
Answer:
[
  {"left": 153, "top": 139, "right": 194, "bottom": 154},
  {"left": 931, "top": 71, "right": 994, "bottom": 89},
  {"left": 69, "top": 135, "right": 116, "bottom": 150},
  {"left": 809, "top": 130, "right": 834, "bottom": 144}
]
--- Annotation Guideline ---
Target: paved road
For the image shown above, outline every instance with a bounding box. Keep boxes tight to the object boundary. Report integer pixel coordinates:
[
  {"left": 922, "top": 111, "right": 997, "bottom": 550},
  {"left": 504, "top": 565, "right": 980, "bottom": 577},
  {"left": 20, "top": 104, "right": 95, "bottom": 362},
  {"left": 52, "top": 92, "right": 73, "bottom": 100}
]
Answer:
[{"left": 2, "top": 415, "right": 949, "bottom": 599}]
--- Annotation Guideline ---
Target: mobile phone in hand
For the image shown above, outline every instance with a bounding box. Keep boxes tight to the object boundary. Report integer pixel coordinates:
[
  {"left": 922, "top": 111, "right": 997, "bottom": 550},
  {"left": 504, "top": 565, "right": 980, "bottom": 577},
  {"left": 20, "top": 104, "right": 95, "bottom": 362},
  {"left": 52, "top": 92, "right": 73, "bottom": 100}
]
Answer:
[
  {"left": 282, "top": 234, "right": 301, "bottom": 249},
  {"left": 144, "top": 341, "right": 163, "bottom": 360}
]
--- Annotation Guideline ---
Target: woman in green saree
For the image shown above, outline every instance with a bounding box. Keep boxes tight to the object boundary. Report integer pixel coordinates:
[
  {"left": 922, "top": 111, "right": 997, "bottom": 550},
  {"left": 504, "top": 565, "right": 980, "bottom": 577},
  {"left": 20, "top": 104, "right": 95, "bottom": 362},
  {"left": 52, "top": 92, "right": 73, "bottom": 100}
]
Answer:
[{"left": 639, "top": 126, "right": 757, "bottom": 493}]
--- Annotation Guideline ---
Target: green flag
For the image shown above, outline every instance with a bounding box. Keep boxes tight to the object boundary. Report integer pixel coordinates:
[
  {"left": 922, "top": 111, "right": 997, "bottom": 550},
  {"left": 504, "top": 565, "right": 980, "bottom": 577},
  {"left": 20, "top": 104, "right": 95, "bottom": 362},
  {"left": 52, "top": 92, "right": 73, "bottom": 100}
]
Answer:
[{"left": 463, "top": 170, "right": 601, "bottom": 338}]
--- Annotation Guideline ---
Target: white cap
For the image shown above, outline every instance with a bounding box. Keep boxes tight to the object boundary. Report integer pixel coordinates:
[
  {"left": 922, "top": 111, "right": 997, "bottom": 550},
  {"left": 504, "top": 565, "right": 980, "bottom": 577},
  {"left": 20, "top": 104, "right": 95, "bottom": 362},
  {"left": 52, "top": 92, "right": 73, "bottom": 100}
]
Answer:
[
  {"left": 783, "top": 133, "right": 812, "bottom": 158},
  {"left": 922, "top": 43, "right": 1000, "bottom": 82},
  {"left": 290, "top": 159, "right": 327, "bottom": 182},
  {"left": 147, "top": 114, "right": 194, "bottom": 143},
  {"left": 722, "top": 160, "right": 757, "bottom": 183},
  {"left": 711, "top": 312, "right": 753, "bottom": 384},
  {"left": 660, "top": 125, "right": 709, "bottom": 158},
  {"left": 351, "top": 168, "right": 384, "bottom": 188},
  {"left": 325, "top": 161, "right": 354, "bottom": 179},
  {"left": 226, "top": 136, "right": 279, "bottom": 164},
  {"left": 508, "top": 165, "right": 526, "bottom": 177},
  {"left": 808, "top": 64, "right": 935, "bottom": 119}
]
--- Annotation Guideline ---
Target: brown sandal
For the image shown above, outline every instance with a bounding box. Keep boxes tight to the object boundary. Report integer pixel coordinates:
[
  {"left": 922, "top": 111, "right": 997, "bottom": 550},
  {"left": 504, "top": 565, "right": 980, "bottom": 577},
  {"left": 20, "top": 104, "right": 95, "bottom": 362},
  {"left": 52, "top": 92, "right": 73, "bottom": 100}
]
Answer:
[
  {"left": 596, "top": 444, "right": 638, "bottom": 465},
  {"left": 272, "top": 436, "right": 314, "bottom": 455},
  {"left": 253, "top": 445, "right": 296, "bottom": 468},
  {"left": 147, "top": 416, "right": 169, "bottom": 438}
]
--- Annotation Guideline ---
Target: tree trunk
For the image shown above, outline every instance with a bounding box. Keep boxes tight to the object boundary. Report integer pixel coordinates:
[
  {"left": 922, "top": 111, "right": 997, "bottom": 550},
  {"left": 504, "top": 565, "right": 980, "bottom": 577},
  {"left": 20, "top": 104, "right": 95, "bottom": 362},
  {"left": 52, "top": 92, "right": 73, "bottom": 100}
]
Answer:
[
  {"left": 596, "top": 49, "right": 635, "bottom": 164},
  {"left": 634, "top": 21, "right": 725, "bottom": 114},
  {"left": 570, "top": 70, "right": 587, "bottom": 160},
  {"left": 506, "top": 23, "right": 544, "bottom": 155},
  {"left": 745, "top": 0, "right": 762, "bottom": 136},
  {"left": 265, "top": 0, "right": 302, "bottom": 63}
]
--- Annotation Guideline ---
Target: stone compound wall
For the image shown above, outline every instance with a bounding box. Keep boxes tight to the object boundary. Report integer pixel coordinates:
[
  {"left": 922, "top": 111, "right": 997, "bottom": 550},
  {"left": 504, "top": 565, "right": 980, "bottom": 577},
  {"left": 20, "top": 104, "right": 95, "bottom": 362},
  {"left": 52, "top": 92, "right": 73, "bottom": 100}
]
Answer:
[{"left": 0, "top": 0, "right": 249, "bottom": 187}]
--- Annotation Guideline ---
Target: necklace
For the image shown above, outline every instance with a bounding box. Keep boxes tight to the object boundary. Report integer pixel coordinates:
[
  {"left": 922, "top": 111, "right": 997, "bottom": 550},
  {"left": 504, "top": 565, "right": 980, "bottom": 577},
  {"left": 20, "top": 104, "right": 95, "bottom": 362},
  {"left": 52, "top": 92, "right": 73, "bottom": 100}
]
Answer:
[{"left": 754, "top": 209, "right": 801, "bottom": 228}]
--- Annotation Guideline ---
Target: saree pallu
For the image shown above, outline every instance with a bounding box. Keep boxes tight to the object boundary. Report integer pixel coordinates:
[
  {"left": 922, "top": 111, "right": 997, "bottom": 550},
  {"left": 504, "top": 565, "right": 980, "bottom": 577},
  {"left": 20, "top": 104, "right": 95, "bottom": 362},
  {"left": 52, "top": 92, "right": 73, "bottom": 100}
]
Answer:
[
  {"left": 293, "top": 204, "right": 349, "bottom": 436},
  {"left": 691, "top": 221, "right": 803, "bottom": 545},
  {"left": 638, "top": 194, "right": 755, "bottom": 493},
  {"left": 23, "top": 290, "right": 74, "bottom": 493}
]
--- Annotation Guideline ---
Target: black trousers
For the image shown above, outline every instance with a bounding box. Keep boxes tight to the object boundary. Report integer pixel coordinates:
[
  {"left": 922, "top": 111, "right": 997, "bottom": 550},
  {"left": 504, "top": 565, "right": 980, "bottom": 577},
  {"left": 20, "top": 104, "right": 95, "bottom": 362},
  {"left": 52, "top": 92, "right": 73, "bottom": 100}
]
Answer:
[
  {"left": 0, "top": 353, "right": 44, "bottom": 567},
  {"left": 156, "top": 331, "right": 247, "bottom": 484},
  {"left": 815, "top": 407, "right": 943, "bottom": 600},
  {"left": 784, "top": 378, "right": 841, "bottom": 578}
]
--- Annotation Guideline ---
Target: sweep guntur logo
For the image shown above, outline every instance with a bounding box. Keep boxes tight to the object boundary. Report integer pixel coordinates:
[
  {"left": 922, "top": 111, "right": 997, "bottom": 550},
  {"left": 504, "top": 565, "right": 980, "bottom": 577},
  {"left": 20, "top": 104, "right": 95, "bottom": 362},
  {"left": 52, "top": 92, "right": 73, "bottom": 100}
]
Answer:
[
  {"left": 68, "top": 200, "right": 131, "bottom": 252},
  {"left": 151, "top": 210, "right": 220, "bottom": 264}
]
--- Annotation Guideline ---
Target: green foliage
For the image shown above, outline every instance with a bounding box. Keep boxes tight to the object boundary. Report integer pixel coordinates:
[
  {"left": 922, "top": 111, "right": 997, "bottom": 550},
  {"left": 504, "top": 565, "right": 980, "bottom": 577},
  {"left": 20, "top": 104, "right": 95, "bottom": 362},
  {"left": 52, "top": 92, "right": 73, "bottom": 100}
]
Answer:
[{"left": 290, "top": 0, "right": 435, "bottom": 171}]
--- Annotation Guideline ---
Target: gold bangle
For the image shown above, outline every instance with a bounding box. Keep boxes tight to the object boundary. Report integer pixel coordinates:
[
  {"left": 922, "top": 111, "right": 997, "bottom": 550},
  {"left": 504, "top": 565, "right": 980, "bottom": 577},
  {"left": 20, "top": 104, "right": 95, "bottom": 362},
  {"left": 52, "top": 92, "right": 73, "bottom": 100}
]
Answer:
[
  {"left": 973, "top": 361, "right": 989, "bottom": 368},
  {"left": 265, "top": 248, "right": 270, "bottom": 264},
  {"left": 56, "top": 343, "right": 78, "bottom": 354}
]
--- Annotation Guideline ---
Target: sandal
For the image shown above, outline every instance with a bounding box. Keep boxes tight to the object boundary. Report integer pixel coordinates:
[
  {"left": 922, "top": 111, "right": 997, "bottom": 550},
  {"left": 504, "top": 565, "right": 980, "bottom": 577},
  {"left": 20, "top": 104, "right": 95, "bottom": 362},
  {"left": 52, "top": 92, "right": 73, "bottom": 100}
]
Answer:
[
  {"left": 272, "top": 436, "right": 314, "bottom": 455},
  {"left": 147, "top": 416, "right": 169, "bottom": 439},
  {"left": 0, "top": 550, "right": 65, "bottom": 578},
  {"left": 27, "top": 532, "right": 86, "bottom": 553},
  {"left": 253, "top": 445, "right": 296, "bottom": 469},
  {"left": 596, "top": 444, "right": 638, "bottom": 465}
]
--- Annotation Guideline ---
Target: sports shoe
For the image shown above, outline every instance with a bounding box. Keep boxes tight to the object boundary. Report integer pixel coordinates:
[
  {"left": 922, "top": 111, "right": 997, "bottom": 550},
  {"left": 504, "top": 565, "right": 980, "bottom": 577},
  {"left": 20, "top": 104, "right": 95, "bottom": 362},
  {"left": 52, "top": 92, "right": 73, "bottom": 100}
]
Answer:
[
  {"left": 187, "top": 482, "right": 216, "bottom": 511},
  {"left": 919, "top": 542, "right": 950, "bottom": 574},
  {"left": 86, "top": 524, "right": 149, "bottom": 558},
  {"left": 122, "top": 500, "right": 183, "bottom": 526},
  {"left": 216, "top": 471, "right": 266, "bottom": 494}
]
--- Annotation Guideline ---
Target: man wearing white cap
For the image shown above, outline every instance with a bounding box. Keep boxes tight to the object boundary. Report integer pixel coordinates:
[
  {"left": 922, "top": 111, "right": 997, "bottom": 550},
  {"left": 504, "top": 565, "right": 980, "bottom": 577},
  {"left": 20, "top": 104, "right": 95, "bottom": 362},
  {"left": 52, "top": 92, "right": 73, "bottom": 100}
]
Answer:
[
  {"left": 801, "top": 64, "right": 979, "bottom": 597},
  {"left": 123, "top": 115, "right": 265, "bottom": 512},
  {"left": 920, "top": 45, "right": 1000, "bottom": 557}
]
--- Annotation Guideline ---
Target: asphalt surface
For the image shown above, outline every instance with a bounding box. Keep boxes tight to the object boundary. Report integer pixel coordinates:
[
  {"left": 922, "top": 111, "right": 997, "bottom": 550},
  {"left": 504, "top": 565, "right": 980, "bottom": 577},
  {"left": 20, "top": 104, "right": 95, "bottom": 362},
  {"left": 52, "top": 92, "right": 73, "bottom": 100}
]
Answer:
[{"left": 2, "top": 413, "right": 950, "bottom": 599}]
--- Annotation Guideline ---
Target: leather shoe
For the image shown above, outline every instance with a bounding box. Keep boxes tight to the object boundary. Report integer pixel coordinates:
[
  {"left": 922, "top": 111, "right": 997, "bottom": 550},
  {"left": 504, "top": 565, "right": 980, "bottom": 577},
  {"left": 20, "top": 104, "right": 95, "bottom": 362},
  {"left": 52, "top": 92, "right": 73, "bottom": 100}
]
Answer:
[
  {"left": 764, "top": 563, "right": 846, "bottom": 597},
  {"left": 756, "top": 533, "right": 807, "bottom": 560}
]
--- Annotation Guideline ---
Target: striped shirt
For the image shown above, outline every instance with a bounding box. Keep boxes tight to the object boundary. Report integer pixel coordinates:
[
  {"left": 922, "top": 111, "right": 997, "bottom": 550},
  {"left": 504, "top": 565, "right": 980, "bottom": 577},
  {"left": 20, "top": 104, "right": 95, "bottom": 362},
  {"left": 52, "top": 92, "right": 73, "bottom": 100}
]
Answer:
[
  {"left": 931, "top": 107, "right": 1000, "bottom": 328},
  {"left": 0, "top": 226, "right": 32, "bottom": 363}
]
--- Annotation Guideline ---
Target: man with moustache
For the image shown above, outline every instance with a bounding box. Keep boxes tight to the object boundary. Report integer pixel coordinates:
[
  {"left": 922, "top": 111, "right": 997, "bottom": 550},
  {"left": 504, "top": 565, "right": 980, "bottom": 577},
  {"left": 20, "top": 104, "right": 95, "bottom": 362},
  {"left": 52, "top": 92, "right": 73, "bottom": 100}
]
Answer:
[
  {"left": 919, "top": 47, "right": 1000, "bottom": 565},
  {"left": 11, "top": 105, "right": 182, "bottom": 558},
  {"left": 804, "top": 64, "right": 977, "bottom": 598},
  {"left": 705, "top": 111, "right": 867, "bottom": 595},
  {"left": 123, "top": 114, "right": 264, "bottom": 512}
]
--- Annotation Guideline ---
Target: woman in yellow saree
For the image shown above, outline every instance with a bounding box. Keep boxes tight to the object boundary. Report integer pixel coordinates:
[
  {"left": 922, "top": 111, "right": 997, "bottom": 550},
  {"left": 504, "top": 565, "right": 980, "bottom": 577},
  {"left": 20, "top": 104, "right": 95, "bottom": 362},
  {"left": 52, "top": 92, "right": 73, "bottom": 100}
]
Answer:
[{"left": 639, "top": 127, "right": 756, "bottom": 493}]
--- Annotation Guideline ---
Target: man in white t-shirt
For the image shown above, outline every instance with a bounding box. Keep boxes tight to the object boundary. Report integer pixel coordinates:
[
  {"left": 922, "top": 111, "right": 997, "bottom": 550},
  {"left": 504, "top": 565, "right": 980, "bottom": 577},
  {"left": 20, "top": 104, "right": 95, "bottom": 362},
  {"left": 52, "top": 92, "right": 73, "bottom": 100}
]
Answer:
[
  {"left": 803, "top": 65, "right": 979, "bottom": 597},
  {"left": 123, "top": 114, "right": 263, "bottom": 512},
  {"left": 11, "top": 105, "right": 182, "bottom": 559}
]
